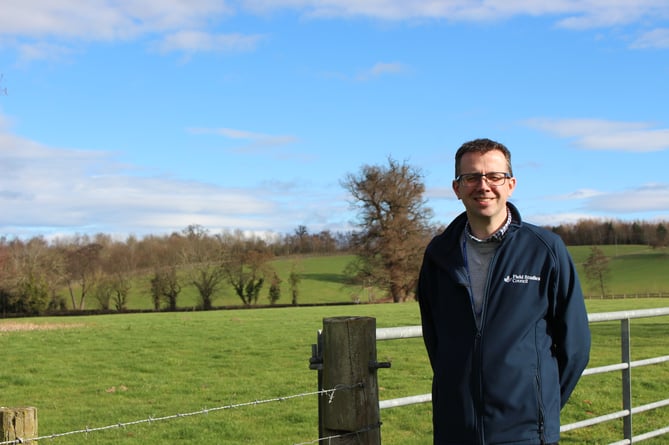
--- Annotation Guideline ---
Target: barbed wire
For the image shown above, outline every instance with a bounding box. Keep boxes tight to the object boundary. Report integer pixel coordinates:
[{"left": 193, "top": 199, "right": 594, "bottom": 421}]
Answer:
[
  {"left": 0, "top": 383, "right": 364, "bottom": 445},
  {"left": 293, "top": 422, "right": 382, "bottom": 445}
]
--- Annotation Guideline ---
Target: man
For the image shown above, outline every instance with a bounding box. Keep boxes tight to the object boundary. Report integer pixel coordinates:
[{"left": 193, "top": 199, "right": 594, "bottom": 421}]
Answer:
[{"left": 418, "top": 138, "right": 590, "bottom": 445}]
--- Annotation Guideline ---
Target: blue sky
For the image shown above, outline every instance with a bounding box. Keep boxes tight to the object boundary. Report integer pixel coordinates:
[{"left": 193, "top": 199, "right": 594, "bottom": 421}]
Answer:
[{"left": 1, "top": 1, "right": 668, "bottom": 240}]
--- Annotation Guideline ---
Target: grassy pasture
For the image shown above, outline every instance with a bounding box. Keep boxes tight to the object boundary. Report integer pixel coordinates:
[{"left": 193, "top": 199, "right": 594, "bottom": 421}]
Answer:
[
  {"left": 120, "top": 254, "right": 363, "bottom": 310},
  {"left": 569, "top": 245, "right": 669, "bottom": 296},
  {"left": 102, "top": 246, "right": 669, "bottom": 311},
  {"left": 2, "top": 298, "right": 669, "bottom": 444}
]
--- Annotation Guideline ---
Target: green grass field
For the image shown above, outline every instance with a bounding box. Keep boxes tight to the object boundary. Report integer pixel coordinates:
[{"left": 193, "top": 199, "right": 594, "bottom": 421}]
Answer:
[
  {"left": 2, "top": 298, "right": 669, "bottom": 444},
  {"left": 570, "top": 245, "right": 669, "bottom": 296},
  {"left": 119, "top": 254, "right": 364, "bottom": 310},
  {"left": 101, "top": 246, "right": 669, "bottom": 311}
]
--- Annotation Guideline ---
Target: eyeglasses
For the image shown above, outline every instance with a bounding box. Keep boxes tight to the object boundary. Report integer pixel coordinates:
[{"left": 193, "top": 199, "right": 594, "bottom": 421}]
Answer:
[{"left": 456, "top": 172, "right": 511, "bottom": 186}]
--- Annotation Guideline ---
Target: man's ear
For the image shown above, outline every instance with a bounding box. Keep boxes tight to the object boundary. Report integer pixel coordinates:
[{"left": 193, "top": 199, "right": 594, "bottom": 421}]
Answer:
[
  {"left": 452, "top": 180, "right": 461, "bottom": 200},
  {"left": 507, "top": 177, "right": 517, "bottom": 196}
]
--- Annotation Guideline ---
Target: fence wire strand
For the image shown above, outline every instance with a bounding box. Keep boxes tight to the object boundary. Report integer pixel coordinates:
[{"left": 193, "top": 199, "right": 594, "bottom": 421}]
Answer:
[
  {"left": 0, "top": 384, "right": 362, "bottom": 445},
  {"left": 293, "top": 422, "right": 382, "bottom": 445}
]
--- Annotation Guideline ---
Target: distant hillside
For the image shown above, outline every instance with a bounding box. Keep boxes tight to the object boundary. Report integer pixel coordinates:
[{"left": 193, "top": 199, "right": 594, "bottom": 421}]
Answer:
[
  {"left": 569, "top": 245, "right": 669, "bottom": 297},
  {"left": 126, "top": 247, "right": 669, "bottom": 310}
]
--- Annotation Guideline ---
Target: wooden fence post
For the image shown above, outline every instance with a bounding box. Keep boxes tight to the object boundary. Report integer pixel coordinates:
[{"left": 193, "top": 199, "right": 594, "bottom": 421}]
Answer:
[
  {"left": 0, "top": 407, "right": 37, "bottom": 443},
  {"left": 316, "top": 316, "right": 386, "bottom": 444}
]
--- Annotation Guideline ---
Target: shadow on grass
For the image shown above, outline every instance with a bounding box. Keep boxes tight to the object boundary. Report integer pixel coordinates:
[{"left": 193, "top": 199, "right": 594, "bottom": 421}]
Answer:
[
  {"left": 618, "top": 251, "right": 669, "bottom": 260},
  {"left": 302, "top": 272, "right": 352, "bottom": 285}
]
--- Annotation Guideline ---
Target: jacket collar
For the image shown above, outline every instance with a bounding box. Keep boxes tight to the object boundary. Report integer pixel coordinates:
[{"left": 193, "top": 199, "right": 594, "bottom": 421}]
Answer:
[{"left": 427, "top": 202, "right": 522, "bottom": 264}]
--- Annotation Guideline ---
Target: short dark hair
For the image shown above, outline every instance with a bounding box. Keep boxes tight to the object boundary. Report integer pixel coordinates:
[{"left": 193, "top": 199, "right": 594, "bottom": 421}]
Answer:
[{"left": 454, "top": 138, "right": 513, "bottom": 178}]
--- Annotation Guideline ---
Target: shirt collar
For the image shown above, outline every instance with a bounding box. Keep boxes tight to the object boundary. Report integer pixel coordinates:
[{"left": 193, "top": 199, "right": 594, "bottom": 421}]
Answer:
[{"left": 465, "top": 206, "right": 512, "bottom": 243}]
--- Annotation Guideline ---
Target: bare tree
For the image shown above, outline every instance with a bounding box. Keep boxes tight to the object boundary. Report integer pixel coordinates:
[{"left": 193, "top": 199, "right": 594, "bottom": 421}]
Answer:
[
  {"left": 182, "top": 225, "right": 225, "bottom": 310},
  {"left": 63, "top": 243, "right": 103, "bottom": 310},
  {"left": 94, "top": 278, "right": 114, "bottom": 310},
  {"left": 652, "top": 223, "right": 668, "bottom": 248},
  {"left": 342, "top": 157, "right": 432, "bottom": 302},
  {"left": 110, "top": 273, "right": 131, "bottom": 311},
  {"left": 150, "top": 266, "right": 181, "bottom": 311},
  {"left": 583, "top": 246, "right": 610, "bottom": 298},
  {"left": 191, "top": 265, "right": 225, "bottom": 310}
]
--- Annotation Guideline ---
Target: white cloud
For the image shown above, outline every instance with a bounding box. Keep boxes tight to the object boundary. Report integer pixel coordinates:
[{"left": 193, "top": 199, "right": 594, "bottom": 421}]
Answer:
[
  {"left": 0, "top": 126, "right": 307, "bottom": 238},
  {"left": 0, "top": 0, "right": 231, "bottom": 40},
  {"left": 528, "top": 212, "right": 597, "bottom": 227},
  {"left": 523, "top": 118, "right": 669, "bottom": 152},
  {"left": 426, "top": 186, "right": 457, "bottom": 200},
  {"left": 0, "top": 0, "right": 666, "bottom": 66},
  {"left": 535, "top": 184, "right": 669, "bottom": 222},
  {"left": 0, "top": 118, "right": 350, "bottom": 238},
  {"left": 588, "top": 183, "right": 669, "bottom": 213},
  {"left": 0, "top": 0, "right": 243, "bottom": 60},
  {"left": 242, "top": 0, "right": 669, "bottom": 28},
  {"left": 1, "top": 0, "right": 667, "bottom": 50},
  {"left": 321, "top": 61, "right": 409, "bottom": 82},
  {"left": 154, "top": 31, "right": 264, "bottom": 54},
  {"left": 243, "top": 0, "right": 572, "bottom": 21},
  {"left": 554, "top": 188, "right": 604, "bottom": 200},
  {"left": 188, "top": 127, "right": 300, "bottom": 155},
  {"left": 553, "top": 1, "right": 654, "bottom": 29},
  {"left": 631, "top": 28, "right": 669, "bottom": 49},
  {"left": 356, "top": 62, "right": 408, "bottom": 81},
  {"left": 370, "top": 62, "right": 405, "bottom": 75},
  {"left": 190, "top": 127, "right": 267, "bottom": 140},
  {"left": 17, "top": 41, "right": 75, "bottom": 63}
]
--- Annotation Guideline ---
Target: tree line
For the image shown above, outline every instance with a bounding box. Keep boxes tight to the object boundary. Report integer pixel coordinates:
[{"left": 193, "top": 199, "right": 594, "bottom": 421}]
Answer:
[
  {"left": 1, "top": 157, "right": 667, "bottom": 316},
  {"left": 0, "top": 225, "right": 349, "bottom": 316},
  {"left": 550, "top": 219, "right": 667, "bottom": 248}
]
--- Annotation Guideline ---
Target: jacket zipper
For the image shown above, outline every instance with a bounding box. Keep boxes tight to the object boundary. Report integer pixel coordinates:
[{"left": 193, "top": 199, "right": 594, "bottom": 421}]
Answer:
[
  {"left": 463, "top": 254, "right": 485, "bottom": 445},
  {"left": 474, "top": 242, "right": 501, "bottom": 445},
  {"left": 473, "top": 329, "right": 484, "bottom": 445},
  {"left": 536, "top": 369, "right": 546, "bottom": 443},
  {"left": 464, "top": 233, "right": 506, "bottom": 445}
]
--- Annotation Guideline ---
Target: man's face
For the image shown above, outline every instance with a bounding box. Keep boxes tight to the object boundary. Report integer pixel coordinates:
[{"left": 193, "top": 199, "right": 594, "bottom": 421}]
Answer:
[{"left": 452, "top": 150, "right": 516, "bottom": 229}]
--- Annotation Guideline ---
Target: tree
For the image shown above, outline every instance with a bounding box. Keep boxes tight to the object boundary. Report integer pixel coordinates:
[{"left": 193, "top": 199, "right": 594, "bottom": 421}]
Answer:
[
  {"left": 150, "top": 266, "right": 182, "bottom": 311},
  {"left": 288, "top": 261, "right": 303, "bottom": 306},
  {"left": 342, "top": 157, "right": 433, "bottom": 302},
  {"left": 191, "top": 265, "right": 225, "bottom": 310},
  {"left": 583, "top": 246, "right": 610, "bottom": 298},
  {"left": 94, "top": 278, "right": 114, "bottom": 311},
  {"left": 223, "top": 248, "right": 272, "bottom": 306},
  {"left": 268, "top": 272, "right": 281, "bottom": 305},
  {"left": 182, "top": 225, "right": 225, "bottom": 310},
  {"left": 14, "top": 275, "right": 50, "bottom": 315},
  {"left": 653, "top": 223, "right": 667, "bottom": 248},
  {"left": 294, "top": 225, "right": 312, "bottom": 253},
  {"left": 1, "top": 237, "right": 65, "bottom": 314},
  {"left": 110, "top": 274, "right": 131, "bottom": 311},
  {"left": 62, "top": 243, "right": 103, "bottom": 310}
]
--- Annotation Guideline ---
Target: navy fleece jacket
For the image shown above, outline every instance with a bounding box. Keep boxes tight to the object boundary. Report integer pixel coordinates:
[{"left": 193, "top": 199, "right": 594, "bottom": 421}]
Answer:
[{"left": 418, "top": 203, "right": 590, "bottom": 445}]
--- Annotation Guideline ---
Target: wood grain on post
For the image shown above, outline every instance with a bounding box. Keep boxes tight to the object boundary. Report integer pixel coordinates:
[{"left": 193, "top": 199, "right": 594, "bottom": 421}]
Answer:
[
  {"left": 0, "top": 407, "right": 38, "bottom": 443},
  {"left": 320, "top": 316, "right": 381, "bottom": 444}
]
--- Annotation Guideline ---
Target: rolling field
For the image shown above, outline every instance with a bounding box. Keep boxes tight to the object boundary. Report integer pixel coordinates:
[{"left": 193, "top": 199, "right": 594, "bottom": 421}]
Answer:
[
  {"left": 119, "top": 254, "right": 363, "bottom": 310},
  {"left": 569, "top": 245, "right": 669, "bottom": 296},
  {"left": 2, "top": 298, "right": 669, "bottom": 444},
  {"left": 98, "top": 246, "right": 669, "bottom": 311},
  {"left": 2, "top": 247, "right": 668, "bottom": 444}
]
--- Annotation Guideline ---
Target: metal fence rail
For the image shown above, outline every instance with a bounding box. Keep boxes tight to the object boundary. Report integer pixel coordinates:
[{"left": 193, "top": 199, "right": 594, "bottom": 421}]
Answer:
[{"left": 376, "top": 307, "right": 669, "bottom": 444}]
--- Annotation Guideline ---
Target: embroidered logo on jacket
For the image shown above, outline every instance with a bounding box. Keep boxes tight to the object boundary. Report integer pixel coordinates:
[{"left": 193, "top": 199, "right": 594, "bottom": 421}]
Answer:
[{"left": 504, "top": 274, "right": 541, "bottom": 284}]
